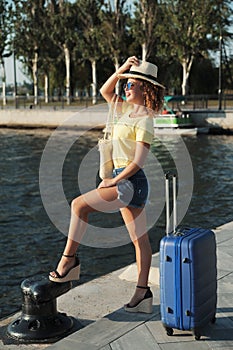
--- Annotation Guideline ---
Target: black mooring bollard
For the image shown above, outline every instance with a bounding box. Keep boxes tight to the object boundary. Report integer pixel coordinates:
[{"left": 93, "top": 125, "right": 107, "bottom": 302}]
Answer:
[{"left": 7, "top": 275, "right": 75, "bottom": 343}]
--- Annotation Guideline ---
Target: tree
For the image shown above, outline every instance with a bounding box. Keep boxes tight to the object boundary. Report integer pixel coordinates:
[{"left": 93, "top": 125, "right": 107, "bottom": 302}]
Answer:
[
  {"left": 0, "top": 0, "right": 12, "bottom": 106},
  {"left": 75, "top": 0, "right": 104, "bottom": 104},
  {"left": 46, "top": 0, "right": 80, "bottom": 104},
  {"left": 13, "top": 0, "right": 49, "bottom": 105},
  {"left": 160, "top": 0, "right": 233, "bottom": 95},
  {"left": 191, "top": 56, "right": 218, "bottom": 94},
  {"left": 131, "top": 0, "right": 163, "bottom": 60},
  {"left": 100, "top": 0, "right": 130, "bottom": 93}
]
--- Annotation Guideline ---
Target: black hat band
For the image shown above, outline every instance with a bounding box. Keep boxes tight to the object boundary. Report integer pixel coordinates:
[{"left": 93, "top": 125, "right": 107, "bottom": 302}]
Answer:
[{"left": 127, "top": 70, "right": 157, "bottom": 81}]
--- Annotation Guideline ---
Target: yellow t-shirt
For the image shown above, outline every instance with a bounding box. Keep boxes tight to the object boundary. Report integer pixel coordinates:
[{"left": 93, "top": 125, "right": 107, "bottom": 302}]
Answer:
[{"left": 112, "top": 107, "right": 154, "bottom": 169}]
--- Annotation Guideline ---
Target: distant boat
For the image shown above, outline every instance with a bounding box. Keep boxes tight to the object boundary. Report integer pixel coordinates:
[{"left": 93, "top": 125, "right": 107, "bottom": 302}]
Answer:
[
  {"left": 154, "top": 113, "right": 198, "bottom": 136},
  {"left": 154, "top": 96, "right": 208, "bottom": 136}
]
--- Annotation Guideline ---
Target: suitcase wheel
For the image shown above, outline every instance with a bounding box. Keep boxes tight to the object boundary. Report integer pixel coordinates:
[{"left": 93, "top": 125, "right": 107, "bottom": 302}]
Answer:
[{"left": 165, "top": 327, "right": 173, "bottom": 336}]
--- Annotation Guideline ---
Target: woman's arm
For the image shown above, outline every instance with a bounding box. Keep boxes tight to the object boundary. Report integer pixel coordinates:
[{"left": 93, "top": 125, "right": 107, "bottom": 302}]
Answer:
[
  {"left": 100, "top": 56, "right": 139, "bottom": 103},
  {"left": 99, "top": 72, "right": 119, "bottom": 103},
  {"left": 98, "top": 141, "right": 150, "bottom": 188}
]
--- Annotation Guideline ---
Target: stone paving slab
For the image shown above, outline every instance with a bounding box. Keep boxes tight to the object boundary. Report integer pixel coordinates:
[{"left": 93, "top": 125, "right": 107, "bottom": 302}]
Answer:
[
  {"left": 46, "top": 310, "right": 159, "bottom": 350},
  {"left": 110, "top": 322, "right": 161, "bottom": 350},
  {"left": 45, "top": 222, "right": 233, "bottom": 350},
  {"left": 118, "top": 252, "right": 160, "bottom": 286},
  {"left": 159, "top": 343, "right": 211, "bottom": 350},
  {"left": 1, "top": 221, "right": 233, "bottom": 350}
]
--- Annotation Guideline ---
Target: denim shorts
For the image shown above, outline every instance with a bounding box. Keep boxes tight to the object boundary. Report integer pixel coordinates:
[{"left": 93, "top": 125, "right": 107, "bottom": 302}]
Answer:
[{"left": 113, "top": 168, "right": 149, "bottom": 208}]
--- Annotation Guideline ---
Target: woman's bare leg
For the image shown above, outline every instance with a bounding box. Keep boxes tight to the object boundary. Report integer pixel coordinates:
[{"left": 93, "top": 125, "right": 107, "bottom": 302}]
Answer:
[
  {"left": 120, "top": 206, "right": 152, "bottom": 305},
  {"left": 50, "top": 185, "right": 124, "bottom": 278}
]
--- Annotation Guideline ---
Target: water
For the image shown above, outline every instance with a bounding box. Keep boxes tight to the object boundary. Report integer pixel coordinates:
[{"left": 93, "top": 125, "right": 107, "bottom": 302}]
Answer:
[{"left": 0, "top": 128, "right": 233, "bottom": 319}]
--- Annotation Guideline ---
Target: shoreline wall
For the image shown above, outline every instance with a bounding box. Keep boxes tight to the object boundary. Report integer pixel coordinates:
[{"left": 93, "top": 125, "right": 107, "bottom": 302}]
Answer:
[
  {"left": 0, "top": 107, "right": 108, "bottom": 129},
  {"left": 186, "top": 109, "right": 233, "bottom": 131},
  {"left": 0, "top": 108, "right": 233, "bottom": 131}
]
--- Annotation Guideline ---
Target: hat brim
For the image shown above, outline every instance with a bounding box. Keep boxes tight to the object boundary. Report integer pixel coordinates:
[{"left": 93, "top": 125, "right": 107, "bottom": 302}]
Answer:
[{"left": 117, "top": 73, "right": 165, "bottom": 89}]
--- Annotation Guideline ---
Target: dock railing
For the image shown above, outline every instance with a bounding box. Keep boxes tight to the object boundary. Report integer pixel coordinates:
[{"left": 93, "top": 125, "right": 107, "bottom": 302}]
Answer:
[
  {"left": 169, "top": 94, "right": 233, "bottom": 111},
  {"left": 1, "top": 94, "right": 233, "bottom": 110}
]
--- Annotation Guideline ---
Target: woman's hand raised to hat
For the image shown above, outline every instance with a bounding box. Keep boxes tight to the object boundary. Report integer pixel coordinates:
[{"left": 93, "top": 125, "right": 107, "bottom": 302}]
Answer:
[
  {"left": 117, "top": 56, "right": 139, "bottom": 74},
  {"left": 100, "top": 56, "right": 140, "bottom": 103}
]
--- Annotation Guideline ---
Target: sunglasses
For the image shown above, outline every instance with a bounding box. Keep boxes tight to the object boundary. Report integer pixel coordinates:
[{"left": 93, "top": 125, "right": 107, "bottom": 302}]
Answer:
[{"left": 123, "top": 82, "right": 135, "bottom": 90}]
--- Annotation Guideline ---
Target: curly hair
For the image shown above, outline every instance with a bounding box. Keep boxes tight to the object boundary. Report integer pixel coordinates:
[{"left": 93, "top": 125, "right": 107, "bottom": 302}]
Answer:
[{"left": 140, "top": 80, "right": 164, "bottom": 113}]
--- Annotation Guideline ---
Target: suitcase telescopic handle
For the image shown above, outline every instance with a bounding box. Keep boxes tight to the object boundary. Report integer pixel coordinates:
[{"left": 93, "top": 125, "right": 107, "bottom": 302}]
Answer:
[
  {"left": 173, "top": 174, "right": 177, "bottom": 232},
  {"left": 165, "top": 173, "right": 170, "bottom": 235},
  {"left": 165, "top": 172, "right": 177, "bottom": 236}
]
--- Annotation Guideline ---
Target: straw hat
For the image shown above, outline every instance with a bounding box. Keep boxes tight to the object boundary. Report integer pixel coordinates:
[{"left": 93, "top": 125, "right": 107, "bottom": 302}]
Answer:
[{"left": 117, "top": 59, "right": 165, "bottom": 89}]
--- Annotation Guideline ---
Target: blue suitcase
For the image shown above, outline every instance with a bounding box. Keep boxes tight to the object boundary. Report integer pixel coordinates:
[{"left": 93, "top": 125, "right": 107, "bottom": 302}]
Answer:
[{"left": 160, "top": 174, "right": 217, "bottom": 340}]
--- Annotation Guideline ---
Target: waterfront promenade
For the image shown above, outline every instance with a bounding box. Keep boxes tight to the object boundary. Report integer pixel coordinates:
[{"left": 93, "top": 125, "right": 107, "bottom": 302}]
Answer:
[
  {"left": 0, "top": 221, "right": 233, "bottom": 349},
  {"left": 0, "top": 105, "right": 107, "bottom": 129},
  {"left": 1, "top": 105, "right": 233, "bottom": 131}
]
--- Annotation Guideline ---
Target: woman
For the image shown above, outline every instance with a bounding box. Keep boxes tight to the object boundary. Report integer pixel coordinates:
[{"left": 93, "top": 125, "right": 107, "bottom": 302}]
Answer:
[{"left": 49, "top": 56, "right": 165, "bottom": 313}]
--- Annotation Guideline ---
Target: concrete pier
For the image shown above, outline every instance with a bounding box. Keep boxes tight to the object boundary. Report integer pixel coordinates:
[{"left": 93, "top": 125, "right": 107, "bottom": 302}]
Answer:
[
  {"left": 1, "top": 107, "right": 233, "bottom": 131},
  {"left": 0, "top": 105, "right": 108, "bottom": 129},
  {"left": 0, "top": 221, "right": 233, "bottom": 349},
  {"left": 187, "top": 109, "right": 233, "bottom": 131}
]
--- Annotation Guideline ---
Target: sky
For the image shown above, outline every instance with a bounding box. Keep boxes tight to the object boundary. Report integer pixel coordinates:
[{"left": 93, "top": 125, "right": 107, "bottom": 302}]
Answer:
[{"left": 5, "top": 56, "right": 30, "bottom": 85}]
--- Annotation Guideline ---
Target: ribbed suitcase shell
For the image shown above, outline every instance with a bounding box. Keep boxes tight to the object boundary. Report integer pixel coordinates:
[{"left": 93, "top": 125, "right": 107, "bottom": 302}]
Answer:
[{"left": 160, "top": 227, "right": 217, "bottom": 337}]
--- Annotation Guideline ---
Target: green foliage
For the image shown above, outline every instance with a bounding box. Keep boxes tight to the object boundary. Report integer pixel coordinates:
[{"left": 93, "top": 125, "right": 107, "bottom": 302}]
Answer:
[
  {"left": 12, "top": 1, "right": 49, "bottom": 72},
  {"left": 191, "top": 56, "right": 218, "bottom": 94},
  {"left": 2, "top": 0, "right": 233, "bottom": 96},
  {"left": 160, "top": 0, "right": 232, "bottom": 58},
  {"left": 159, "top": 0, "right": 233, "bottom": 94},
  {"left": 74, "top": 0, "right": 104, "bottom": 61},
  {"left": 0, "top": 0, "right": 12, "bottom": 60},
  {"left": 131, "top": 0, "right": 163, "bottom": 60},
  {"left": 100, "top": 0, "right": 131, "bottom": 65}
]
